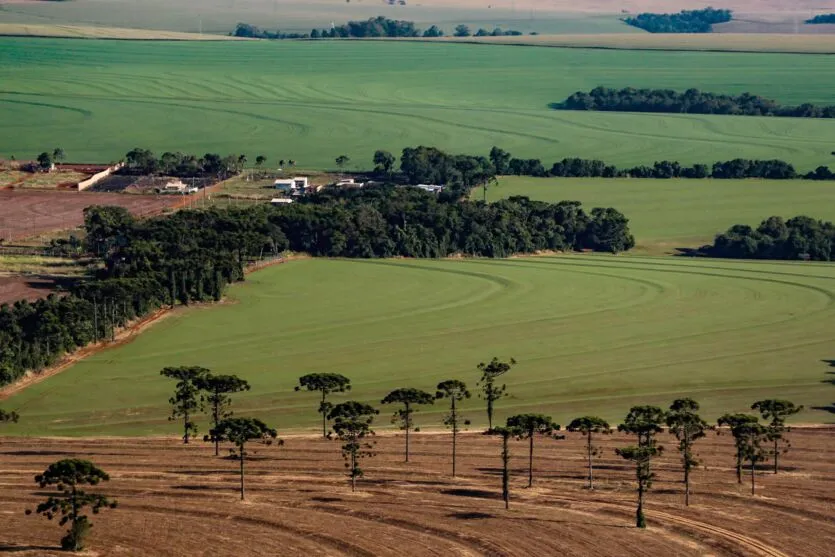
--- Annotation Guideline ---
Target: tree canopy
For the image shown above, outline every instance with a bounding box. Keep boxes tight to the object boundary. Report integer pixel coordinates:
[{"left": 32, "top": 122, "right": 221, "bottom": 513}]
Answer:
[
  {"left": 705, "top": 215, "right": 834, "bottom": 261},
  {"left": 624, "top": 8, "right": 732, "bottom": 33},
  {"left": 381, "top": 388, "right": 434, "bottom": 462},
  {"left": 328, "top": 401, "right": 379, "bottom": 491},
  {"left": 212, "top": 417, "right": 279, "bottom": 500}
]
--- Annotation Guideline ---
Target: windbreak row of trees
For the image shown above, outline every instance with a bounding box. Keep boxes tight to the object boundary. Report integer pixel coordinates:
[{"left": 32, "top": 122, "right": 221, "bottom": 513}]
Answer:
[
  {"left": 123, "top": 148, "right": 249, "bottom": 179},
  {"left": 0, "top": 189, "right": 634, "bottom": 386},
  {"left": 806, "top": 14, "right": 835, "bottom": 24},
  {"left": 624, "top": 8, "right": 732, "bottom": 33},
  {"left": 232, "top": 17, "right": 525, "bottom": 39},
  {"left": 559, "top": 87, "right": 835, "bottom": 119},
  {"left": 704, "top": 215, "right": 835, "bottom": 261}
]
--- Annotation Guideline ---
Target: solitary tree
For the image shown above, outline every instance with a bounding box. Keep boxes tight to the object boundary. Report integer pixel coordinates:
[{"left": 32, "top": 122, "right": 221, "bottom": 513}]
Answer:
[
  {"left": 489, "top": 425, "right": 523, "bottom": 509},
  {"left": 197, "top": 373, "right": 251, "bottom": 456},
  {"left": 328, "top": 401, "right": 378, "bottom": 491},
  {"left": 52, "top": 148, "right": 66, "bottom": 163},
  {"left": 255, "top": 155, "right": 266, "bottom": 168},
  {"left": 454, "top": 24, "right": 471, "bottom": 37},
  {"left": 211, "top": 417, "right": 279, "bottom": 500},
  {"left": 506, "top": 413, "right": 560, "bottom": 487},
  {"left": 435, "top": 380, "right": 471, "bottom": 477},
  {"left": 279, "top": 159, "right": 286, "bottom": 168},
  {"left": 476, "top": 357, "right": 515, "bottom": 431},
  {"left": 381, "top": 388, "right": 434, "bottom": 462},
  {"left": 736, "top": 420, "right": 769, "bottom": 495},
  {"left": 666, "top": 398, "right": 709, "bottom": 506},
  {"left": 26, "top": 460, "right": 117, "bottom": 551},
  {"left": 0, "top": 408, "right": 19, "bottom": 424},
  {"left": 295, "top": 373, "right": 351, "bottom": 437},
  {"left": 617, "top": 406, "right": 666, "bottom": 528},
  {"left": 373, "top": 150, "right": 396, "bottom": 177},
  {"left": 36, "top": 151, "right": 53, "bottom": 172},
  {"left": 160, "top": 366, "right": 208, "bottom": 444},
  {"left": 489, "top": 146, "right": 511, "bottom": 176},
  {"left": 335, "top": 155, "right": 350, "bottom": 170},
  {"left": 751, "top": 399, "right": 803, "bottom": 474},
  {"left": 567, "top": 416, "right": 610, "bottom": 490},
  {"left": 717, "top": 413, "right": 759, "bottom": 483}
]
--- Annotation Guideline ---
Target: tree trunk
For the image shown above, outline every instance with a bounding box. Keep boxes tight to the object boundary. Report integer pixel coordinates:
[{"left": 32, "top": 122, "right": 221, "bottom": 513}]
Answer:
[
  {"left": 636, "top": 480, "right": 646, "bottom": 528},
  {"left": 321, "top": 390, "right": 327, "bottom": 438},
  {"left": 502, "top": 434, "right": 510, "bottom": 509},
  {"left": 405, "top": 403, "right": 411, "bottom": 463},
  {"left": 351, "top": 449, "right": 357, "bottom": 492},
  {"left": 528, "top": 433, "right": 534, "bottom": 488},
  {"left": 751, "top": 458, "right": 755, "bottom": 495},
  {"left": 773, "top": 438, "right": 778, "bottom": 474},
  {"left": 587, "top": 432, "right": 594, "bottom": 490},
  {"left": 214, "top": 399, "right": 220, "bottom": 457},
  {"left": 684, "top": 460, "right": 690, "bottom": 507},
  {"left": 736, "top": 446, "right": 742, "bottom": 484},
  {"left": 240, "top": 449, "right": 245, "bottom": 500},
  {"left": 487, "top": 392, "right": 493, "bottom": 432},
  {"left": 451, "top": 398, "right": 457, "bottom": 477},
  {"left": 183, "top": 410, "right": 190, "bottom": 444}
]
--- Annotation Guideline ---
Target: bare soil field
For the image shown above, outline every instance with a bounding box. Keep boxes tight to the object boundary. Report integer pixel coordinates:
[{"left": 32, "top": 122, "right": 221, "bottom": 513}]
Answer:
[
  {"left": 0, "top": 428, "right": 832, "bottom": 556},
  {"left": 0, "top": 191, "right": 181, "bottom": 242},
  {"left": 0, "top": 274, "right": 56, "bottom": 304}
]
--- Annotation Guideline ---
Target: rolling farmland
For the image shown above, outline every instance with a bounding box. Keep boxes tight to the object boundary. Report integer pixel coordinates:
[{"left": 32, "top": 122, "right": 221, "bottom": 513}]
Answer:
[
  {"left": 4, "top": 256, "right": 834, "bottom": 436},
  {"left": 479, "top": 177, "right": 835, "bottom": 251},
  {"left": 1, "top": 39, "right": 835, "bottom": 169}
]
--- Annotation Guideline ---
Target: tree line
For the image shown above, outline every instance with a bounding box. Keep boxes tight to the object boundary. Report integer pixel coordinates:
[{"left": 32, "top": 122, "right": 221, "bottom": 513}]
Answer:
[
  {"left": 1, "top": 357, "right": 805, "bottom": 551},
  {"left": 123, "top": 148, "right": 255, "bottom": 179},
  {"left": 806, "top": 14, "right": 835, "bottom": 24},
  {"left": 0, "top": 190, "right": 633, "bottom": 387},
  {"left": 703, "top": 215, "right": 835, "bottom": 261},
  {"left": 559, "top": 86, "right": 835, "bottom": 119},
  {"left": 624, "top": 8, "right": 732, "bottom": 33},
  {"left": 232, "top": 17, "right": 525, "bottom": 40}
]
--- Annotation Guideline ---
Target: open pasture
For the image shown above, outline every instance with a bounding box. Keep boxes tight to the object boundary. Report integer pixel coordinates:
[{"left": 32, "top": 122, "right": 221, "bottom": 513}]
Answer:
[
  {"left": 2, "top": 39, "right": 835, "bottom": 171},
  {"left": 0, "top": 429, "right": 833, "bottom": 555},
  {"left": 480, "top": 177, "right": 835, "bottom": 252},
  {"left": 3, "top": 256, "right": 834, "bottom": 436}
]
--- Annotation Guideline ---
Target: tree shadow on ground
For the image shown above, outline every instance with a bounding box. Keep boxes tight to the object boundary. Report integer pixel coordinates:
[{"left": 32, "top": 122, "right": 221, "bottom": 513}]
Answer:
[
  {"left": 0, "top": 545, "right": 56, "bottom": 553},
  {"left": 673, "top": 247, "right": 707, "bottom": 257},
  {"left": 311, "top": 496, "right": 342, "bottom": 503},
  {"left": 447, "top": 511, "right": 494, "bottom": 520},
  {"left": 441, "top": 488, "right": 500, "bottom": 500},
  {"left": 811, "top": 404, "right": 835, "bottom": 414}
]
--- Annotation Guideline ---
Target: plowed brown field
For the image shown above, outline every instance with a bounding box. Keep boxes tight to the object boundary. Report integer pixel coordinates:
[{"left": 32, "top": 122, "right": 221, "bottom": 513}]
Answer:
[
  {"left": 1, "top": 428, "right": 832, "bottom": 556},
  {"left": 0, "top": 191, "right": 181, "bottom": 242}
]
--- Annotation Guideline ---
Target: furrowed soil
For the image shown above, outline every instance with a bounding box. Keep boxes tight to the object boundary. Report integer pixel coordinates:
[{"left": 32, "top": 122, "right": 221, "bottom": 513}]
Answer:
[
  {"left": 0, "top": 429, "right": 833, "bottom": 556},
  {"left": 0, "top": 191, "right": 182, "bottom": 241}
]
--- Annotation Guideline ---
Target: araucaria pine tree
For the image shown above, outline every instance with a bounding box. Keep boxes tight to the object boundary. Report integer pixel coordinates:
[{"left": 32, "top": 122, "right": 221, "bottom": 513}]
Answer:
[
  {"left": 490, "top": 424, "right": 523, "bottom": 509},
  {"left": 435, "top": 380, "right": 471, "bottom": 477},
  {"left": 476, "top": 357, "right": 515, "bottom": 431},
  {"left": 616, "top": 405, "right": 666, "bottom": 528},
  {"left": 751, "top": 399, "right": 803, "bottom": 474},
  {"left": 381, "top": 388, "right": 434, "bottom": 462},
  {"left": 295, "top": 373, "right": 351, "bottom": 437},
  {"left": 197, "top": 373, "right": 251, "bottom": 456},
  {"left": 328, "top": 401, "right": 378, "bottom": 491},
  {"left": 666, "top": 398, "right": 709, "bottom": 506},
  {"left": 160, "top": 366, "right": 208, "bottom": 443},
  {"left": 1, "top": 407, "right": 19, "bottom": 426},
  {"left": 567, "top": 416, "right": 610, "bottom": 490},
  {"left": 506, "top": 413, "right": 560, "bottom": 487},
  {"left": 26, "top": 459, "right": 117, "bottom": 551},
  {"left": 717, "top": 413, "right": 759, "bottom": 484},
  {"left": 735, "top": 420, "right": 770, "bottom": 495},
  {"left": 211, "top": 417, "right": 279, "bottom": 500}
]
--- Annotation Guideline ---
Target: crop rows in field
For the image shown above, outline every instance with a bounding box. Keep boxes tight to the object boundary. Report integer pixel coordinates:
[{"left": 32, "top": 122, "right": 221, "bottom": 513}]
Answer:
[
  {"left": 5, "top": 256, "right": 834, "bottom": 436},
  {"left": 1, "top": 39, "right": 834, "bottom": 170}
]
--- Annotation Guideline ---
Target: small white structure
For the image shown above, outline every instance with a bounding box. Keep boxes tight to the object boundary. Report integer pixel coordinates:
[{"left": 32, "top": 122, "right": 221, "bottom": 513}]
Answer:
[
  {"left": 414, "top": 184, "right": 444, "bottom": 193},
  {"left": 293, "top": 176, "right": 309, "bottom": 189},
  {"left": 163, "top": 180, "right": 188, "bottom": 194},
  {"left": 271, "top": 198, "right": 294, "bottom": 205},
  {"left": 335, "top": 178, "right": 365, "bottom": 188},
  {"left": 275, "top": 176, "right": 309, "bottom": 194}
]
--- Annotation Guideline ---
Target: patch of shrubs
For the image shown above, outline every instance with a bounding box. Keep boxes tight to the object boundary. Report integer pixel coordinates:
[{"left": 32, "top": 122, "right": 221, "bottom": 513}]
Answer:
[
  {"left": 558, "top": 87, "right": 835, "bottom": 119},
  {"left": 624, "top": 8, "right": 732, "bottom": 33},
  {"left": 806, "top": 14, "right": 835, "bottom": 24},
  {"left": 704, "top": 215, "right": 834, "bottom": 261}
]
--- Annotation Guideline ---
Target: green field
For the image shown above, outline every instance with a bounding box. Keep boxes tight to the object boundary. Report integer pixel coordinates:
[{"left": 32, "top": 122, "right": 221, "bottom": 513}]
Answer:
[
  {"left": 2, "top": 39, "right": 835, "bottom": 170},
  {"left": 479, "top": 177, "right": 835, "bottom": 252},
  {"left": 5, "top": 256, "right": 834, "bottom": 436}
]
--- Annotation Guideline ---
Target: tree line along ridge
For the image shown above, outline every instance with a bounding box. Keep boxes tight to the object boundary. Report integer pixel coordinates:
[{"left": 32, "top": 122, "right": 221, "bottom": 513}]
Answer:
[
  {"left": 558, "top": 87, "right": 835, "bottom": 119},
  {"left": 623, "top": 8, "right": 733, "bottom": 33},
  {"left": 1, "top": 366, "right": 805, "bottom": 549}
]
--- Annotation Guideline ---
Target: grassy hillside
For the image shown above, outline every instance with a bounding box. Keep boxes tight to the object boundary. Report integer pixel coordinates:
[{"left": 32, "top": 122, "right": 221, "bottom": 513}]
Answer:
[
  {"left": 1, "top": 39, "right": 835, "bottom": 169},
  {"left": 5, "top": 256, "right": 834, "bottom": 435},
  {"left": 478, "top": 177, "right": 835, "bottom": 252}
]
